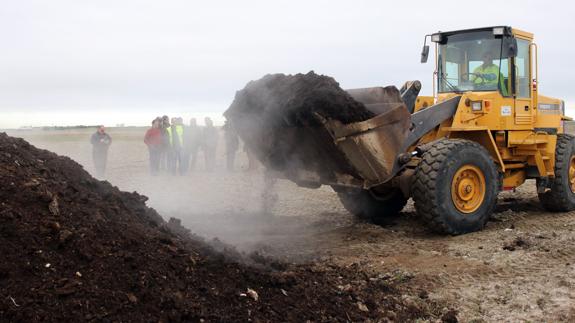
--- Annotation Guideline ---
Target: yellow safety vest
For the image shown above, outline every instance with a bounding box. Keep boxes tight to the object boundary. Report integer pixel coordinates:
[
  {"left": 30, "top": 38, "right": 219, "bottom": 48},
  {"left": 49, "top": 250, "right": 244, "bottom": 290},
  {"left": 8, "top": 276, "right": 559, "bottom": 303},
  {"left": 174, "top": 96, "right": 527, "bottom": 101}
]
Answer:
[
  {"left": 472, "top": 64, "right": 508, "bottom": 96},
  {"left": 166, "top": 125, "right": 184, "bottom": 147}
]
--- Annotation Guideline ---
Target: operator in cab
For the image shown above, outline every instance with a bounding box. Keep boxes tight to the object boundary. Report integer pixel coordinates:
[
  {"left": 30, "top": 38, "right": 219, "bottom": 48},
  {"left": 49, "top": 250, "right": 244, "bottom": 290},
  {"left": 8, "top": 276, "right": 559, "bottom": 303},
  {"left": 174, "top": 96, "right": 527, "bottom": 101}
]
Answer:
[{"left": 471, "top": 51, "right": 508, "bottom": 95}]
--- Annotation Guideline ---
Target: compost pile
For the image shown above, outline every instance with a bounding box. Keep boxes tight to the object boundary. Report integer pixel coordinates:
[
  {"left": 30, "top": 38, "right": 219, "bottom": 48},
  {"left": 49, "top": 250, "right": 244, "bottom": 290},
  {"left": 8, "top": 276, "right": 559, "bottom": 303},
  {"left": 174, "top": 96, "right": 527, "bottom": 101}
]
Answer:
[
  {"left": 224, "top": 71, "right": 376, "bottom": 175},
  {"left": 225, "top": 71, "right": 375, "bottom": 126},
  {"left": 0, "top": 133, "right": 446, "bottom": 322}
]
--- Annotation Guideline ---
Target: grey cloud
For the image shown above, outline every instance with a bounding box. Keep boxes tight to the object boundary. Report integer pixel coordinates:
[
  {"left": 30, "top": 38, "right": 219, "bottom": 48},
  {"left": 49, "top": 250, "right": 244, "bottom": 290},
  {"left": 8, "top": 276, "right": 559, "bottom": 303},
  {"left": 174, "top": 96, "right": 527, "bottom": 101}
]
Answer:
[{"left": 0, "top": 0, "right": 574, "bottom": 128}]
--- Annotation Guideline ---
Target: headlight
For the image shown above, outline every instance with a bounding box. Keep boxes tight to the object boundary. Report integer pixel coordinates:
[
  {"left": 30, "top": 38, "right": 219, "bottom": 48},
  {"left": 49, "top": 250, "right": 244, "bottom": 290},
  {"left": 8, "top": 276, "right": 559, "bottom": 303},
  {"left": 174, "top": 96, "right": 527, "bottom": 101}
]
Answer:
[
  {"left": 471, "top": 101, "right": 483, "bottom": 111},
  {"left": 493, "top": 27, "right": 505, "bottom": 36},
  {"left": 431, "top": 33, "right": 443, "bottom": 43}
]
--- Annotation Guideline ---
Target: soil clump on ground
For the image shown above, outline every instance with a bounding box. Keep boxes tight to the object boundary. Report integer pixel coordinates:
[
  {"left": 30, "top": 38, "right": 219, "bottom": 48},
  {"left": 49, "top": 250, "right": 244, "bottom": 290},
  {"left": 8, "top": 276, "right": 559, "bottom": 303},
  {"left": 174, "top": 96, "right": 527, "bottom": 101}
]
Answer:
[{"left": 0, "top": 133, "right": 447, "bottom": 322}]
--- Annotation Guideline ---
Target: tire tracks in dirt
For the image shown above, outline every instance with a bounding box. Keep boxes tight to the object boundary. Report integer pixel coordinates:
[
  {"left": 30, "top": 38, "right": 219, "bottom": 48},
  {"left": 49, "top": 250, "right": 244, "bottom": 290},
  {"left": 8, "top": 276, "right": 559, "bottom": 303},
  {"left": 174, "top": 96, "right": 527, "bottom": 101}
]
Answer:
[{"left": 275, "top": 187, "right": 575, "bottom": 321}]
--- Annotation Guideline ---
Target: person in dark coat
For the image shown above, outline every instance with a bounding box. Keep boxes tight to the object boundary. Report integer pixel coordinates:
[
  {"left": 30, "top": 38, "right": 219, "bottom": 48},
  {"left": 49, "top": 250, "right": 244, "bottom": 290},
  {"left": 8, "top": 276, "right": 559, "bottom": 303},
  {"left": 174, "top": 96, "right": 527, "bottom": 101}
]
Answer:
[
  {"left": 144, "top": 118, "right": 163, "bottom": 175},
  {"left": 159, "top": 115, "right": 170, "bottom": 172},
  {"left": 90, "top": 126, "right": 112, "bottom": 178},
  {"left": 183, "top": 118, "right": 202, "bottom": 172},
  {"left": 202, "top": 117, "right": 218, "bottom": 171},
  {"left": 223, "top": 120, "right": 239, "bottom": 171}
]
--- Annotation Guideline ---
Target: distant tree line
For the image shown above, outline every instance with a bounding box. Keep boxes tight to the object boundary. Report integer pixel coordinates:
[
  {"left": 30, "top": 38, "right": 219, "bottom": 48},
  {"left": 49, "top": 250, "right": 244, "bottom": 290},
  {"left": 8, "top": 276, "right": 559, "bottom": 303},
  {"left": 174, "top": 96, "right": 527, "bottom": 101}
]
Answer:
[{"left": 40, "top": 125, "right": 100, "bottom": 130}]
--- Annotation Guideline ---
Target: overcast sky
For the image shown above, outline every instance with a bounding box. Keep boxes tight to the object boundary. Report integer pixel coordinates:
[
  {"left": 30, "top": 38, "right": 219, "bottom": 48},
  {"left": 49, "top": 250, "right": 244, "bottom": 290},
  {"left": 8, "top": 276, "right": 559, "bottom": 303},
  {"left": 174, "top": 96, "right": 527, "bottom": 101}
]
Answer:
[{"left": 1, "top": 0, "right": 573, "bottom": 128}]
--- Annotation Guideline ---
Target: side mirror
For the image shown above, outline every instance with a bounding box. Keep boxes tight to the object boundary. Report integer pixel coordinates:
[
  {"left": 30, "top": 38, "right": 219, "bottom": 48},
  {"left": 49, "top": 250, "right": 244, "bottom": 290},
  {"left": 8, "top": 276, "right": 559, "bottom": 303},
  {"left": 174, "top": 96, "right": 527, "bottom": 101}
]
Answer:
[{"left": 421, "top": 45, "right": 430, "bottom": 63}]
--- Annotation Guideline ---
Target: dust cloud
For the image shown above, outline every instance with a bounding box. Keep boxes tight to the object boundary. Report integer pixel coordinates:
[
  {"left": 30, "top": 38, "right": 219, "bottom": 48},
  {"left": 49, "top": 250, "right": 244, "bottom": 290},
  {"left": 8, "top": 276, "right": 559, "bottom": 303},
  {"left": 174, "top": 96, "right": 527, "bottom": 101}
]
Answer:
[
  {"left": 222, "top": 71, "right": 385, "bottom": 228},
  {"left": 5, "top": 126, "right": 343, "bottom": 259},
  {"left": 4, "top": 72, "right": 376, "bottom": 257}
]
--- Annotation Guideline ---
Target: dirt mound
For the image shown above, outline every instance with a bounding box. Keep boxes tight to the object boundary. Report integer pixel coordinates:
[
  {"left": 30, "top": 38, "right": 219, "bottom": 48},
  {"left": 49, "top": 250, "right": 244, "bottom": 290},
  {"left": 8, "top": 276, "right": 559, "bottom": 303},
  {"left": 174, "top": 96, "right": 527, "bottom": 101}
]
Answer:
[{"left": 0, "top": 133, "right": 446, "bottom": 322}]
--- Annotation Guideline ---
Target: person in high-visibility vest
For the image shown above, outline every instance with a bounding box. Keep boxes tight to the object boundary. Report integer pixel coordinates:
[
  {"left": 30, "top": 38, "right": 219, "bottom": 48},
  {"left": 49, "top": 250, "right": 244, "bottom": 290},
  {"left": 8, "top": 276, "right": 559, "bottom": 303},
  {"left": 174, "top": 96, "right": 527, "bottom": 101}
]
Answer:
[
  {"left": 166, "top": 117, "right": 186, "bottom": 175},
  {"left": 471, "top": 51, "right": 508, "bottom": 96}
]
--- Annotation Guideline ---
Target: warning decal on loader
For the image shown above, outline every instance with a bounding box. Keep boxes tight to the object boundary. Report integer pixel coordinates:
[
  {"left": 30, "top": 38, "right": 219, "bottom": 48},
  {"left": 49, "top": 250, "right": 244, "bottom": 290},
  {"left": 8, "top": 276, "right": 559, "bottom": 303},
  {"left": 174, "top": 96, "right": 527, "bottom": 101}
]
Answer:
[{"left": 501, "top": 106, "right": 512, "bottom": 116}]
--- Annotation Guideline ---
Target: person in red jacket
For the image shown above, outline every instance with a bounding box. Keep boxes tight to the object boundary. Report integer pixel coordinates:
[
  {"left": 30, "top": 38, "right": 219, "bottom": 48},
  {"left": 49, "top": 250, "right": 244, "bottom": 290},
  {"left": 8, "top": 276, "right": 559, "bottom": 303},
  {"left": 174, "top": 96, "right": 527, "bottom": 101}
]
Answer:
[{"left": 144, "top": 118, "right": 163, "bottom": 175}]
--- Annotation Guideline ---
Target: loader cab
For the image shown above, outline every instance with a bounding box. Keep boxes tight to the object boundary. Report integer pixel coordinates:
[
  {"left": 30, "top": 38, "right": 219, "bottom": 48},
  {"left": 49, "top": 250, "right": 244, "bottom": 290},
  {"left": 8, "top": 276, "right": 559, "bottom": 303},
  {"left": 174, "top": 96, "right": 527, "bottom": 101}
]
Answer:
[
  {"left": 430, "top": 27, "right": 526, "bottom": 96},
  {"left": 423, "top": 26, "right": 540, "bottom": 128}
]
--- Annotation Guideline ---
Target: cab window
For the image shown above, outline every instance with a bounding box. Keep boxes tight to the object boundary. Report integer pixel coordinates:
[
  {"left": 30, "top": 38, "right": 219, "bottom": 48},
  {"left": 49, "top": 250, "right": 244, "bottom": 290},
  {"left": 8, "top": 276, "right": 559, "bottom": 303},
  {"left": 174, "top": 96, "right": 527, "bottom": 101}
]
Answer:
[
  {"left": 515, "top": 39, "right": 530, "bottom": 98},
  {"left": 437, "top": 31, "right": 509, "bottom": 96}
]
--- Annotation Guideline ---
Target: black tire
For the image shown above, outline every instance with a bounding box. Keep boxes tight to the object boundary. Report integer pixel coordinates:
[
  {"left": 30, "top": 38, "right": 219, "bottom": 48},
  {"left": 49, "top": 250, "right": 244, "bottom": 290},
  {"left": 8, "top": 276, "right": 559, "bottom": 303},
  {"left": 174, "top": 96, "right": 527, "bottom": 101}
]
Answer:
[
  {"left": 337, "top": 189, "right": 407, "bottom": 224},
  {"left": 412, "top": 139, "right": 499, "bottom": 235},
  {"left": 538, "top": 134, "right": 575, "bottom": 211}
]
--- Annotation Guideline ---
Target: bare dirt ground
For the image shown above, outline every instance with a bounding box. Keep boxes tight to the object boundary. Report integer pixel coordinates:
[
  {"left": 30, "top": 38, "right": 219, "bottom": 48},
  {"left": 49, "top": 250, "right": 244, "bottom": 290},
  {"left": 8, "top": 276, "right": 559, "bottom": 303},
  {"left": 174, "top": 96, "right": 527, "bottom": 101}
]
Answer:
[{"left": 8, "top": 128, "right": 575, "bottom": 322}]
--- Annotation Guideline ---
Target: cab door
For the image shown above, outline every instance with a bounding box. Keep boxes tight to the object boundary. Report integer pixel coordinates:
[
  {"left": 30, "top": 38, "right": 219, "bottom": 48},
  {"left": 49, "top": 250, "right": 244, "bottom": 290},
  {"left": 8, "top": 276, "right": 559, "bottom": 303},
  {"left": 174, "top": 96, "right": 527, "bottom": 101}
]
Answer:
[{"left": 514, "top": 39, "right": 533, "bottom": 127}]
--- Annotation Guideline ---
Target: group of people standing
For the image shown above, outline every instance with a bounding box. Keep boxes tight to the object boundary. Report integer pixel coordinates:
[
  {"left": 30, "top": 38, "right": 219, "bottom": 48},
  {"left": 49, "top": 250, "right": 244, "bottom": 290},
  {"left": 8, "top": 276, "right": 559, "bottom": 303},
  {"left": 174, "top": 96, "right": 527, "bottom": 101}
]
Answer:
[
  {"left": 144, "top": 116, "right": 219, "bottom": 175},
  {"left": 90, "top": 117, "right": 256, "bottom": 178}
]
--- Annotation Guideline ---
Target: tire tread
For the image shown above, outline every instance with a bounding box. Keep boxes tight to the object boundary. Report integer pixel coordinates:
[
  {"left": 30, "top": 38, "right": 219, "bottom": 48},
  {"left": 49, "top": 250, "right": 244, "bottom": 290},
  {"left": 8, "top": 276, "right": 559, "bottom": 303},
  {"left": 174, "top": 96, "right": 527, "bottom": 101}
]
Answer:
[
  {"left": 412, "top": 139, "right": 498, "bottom": 234},
  {"left": 539, "top": 134, "right": 575, "bottom": 211}
]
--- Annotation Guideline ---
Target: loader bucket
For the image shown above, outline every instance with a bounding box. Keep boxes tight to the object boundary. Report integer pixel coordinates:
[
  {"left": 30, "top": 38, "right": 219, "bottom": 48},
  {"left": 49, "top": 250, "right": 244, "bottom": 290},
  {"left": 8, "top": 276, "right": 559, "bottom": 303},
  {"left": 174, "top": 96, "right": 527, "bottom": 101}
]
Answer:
[
  {"left": 225, "top": 72, "right": 459, "bottom": 190},
  {"left": 290, "top": 94, "right": 460, "bottom": 188},
  {"left": 317, "top": 100, "right": 411, "bottom": 188},
  {"left": 228, "top": 86, "right": 412, "bottom": 189}
]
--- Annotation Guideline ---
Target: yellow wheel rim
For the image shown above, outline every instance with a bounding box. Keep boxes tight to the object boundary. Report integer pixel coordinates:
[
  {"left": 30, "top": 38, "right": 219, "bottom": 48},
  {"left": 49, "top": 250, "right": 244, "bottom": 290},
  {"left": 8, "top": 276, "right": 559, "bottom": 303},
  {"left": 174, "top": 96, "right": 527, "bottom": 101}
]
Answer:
[
  {"left": 569, "top": 156, "right": 575, "bottom": 193},
  {"left": 451, "top": 165, "right": 486, "bottom": 214}
]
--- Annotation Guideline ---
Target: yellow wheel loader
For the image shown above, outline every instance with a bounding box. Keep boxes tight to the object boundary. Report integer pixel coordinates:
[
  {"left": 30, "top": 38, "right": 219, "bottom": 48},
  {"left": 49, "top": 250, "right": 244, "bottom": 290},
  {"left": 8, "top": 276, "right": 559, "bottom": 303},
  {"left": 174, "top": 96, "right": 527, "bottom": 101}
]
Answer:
[{"left": 231, "top": 26, "right": 574, "bottom": 234}]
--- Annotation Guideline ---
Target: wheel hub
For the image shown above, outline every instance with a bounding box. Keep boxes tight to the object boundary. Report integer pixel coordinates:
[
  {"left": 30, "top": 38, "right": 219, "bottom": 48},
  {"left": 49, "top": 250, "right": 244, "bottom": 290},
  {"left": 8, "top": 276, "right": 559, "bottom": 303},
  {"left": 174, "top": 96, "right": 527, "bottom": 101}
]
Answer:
[
  {"left": 569, "top": 156, "right": 575, "bottom": 193},
  {"left": 451, "top": 165, "right": 486, "bottom": 213}
]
